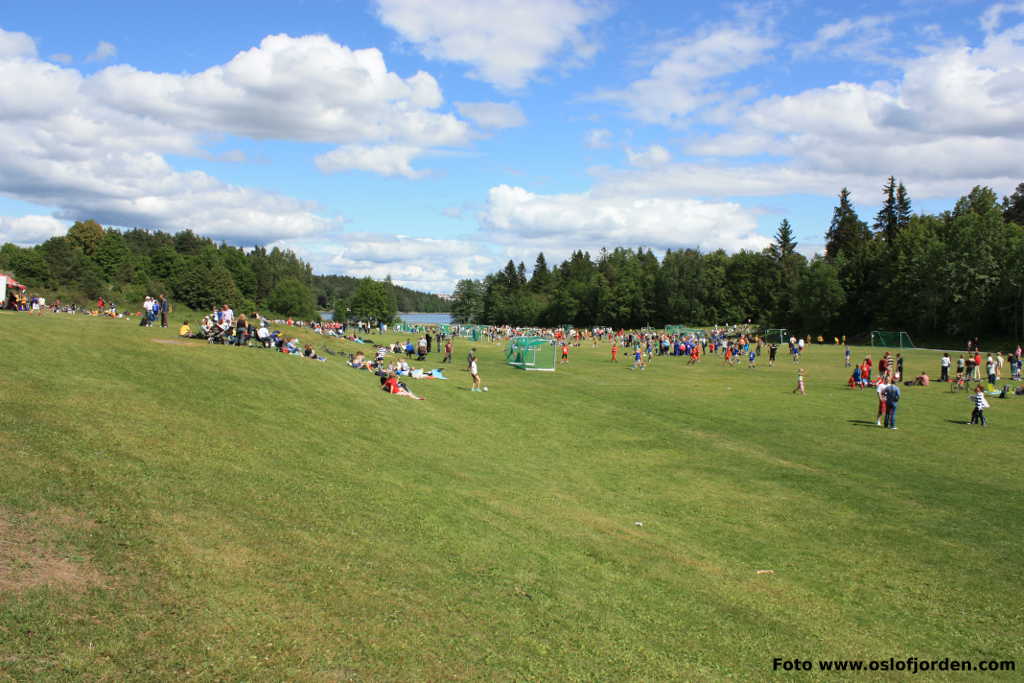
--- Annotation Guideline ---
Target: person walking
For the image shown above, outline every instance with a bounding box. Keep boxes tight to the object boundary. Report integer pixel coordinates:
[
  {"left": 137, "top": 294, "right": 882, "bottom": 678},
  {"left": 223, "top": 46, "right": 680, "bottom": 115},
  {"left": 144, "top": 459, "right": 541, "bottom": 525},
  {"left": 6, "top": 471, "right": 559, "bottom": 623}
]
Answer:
[
  {"left": 970, "top": 385, "right": 989, "bottom": 426},
  {"left": 443, "top": 339, "right": 453, "bottom": 364},
  {"left": 883, "top": 382, "right": 900, "bottom": 430},
  {"left": 469, "top": 355, "right": 482, "bottom": 392}
]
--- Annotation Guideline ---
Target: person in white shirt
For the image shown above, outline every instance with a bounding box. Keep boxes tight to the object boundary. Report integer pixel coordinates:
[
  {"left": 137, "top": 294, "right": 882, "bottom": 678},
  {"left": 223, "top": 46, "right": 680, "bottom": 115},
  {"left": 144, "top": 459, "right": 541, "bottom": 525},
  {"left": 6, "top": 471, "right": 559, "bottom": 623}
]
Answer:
[
  {"left": 469, "top": 357, "right": 481, "bottom": 392},
  {"left": 876, "top": 377, "right": 890, "bottom": 426}
]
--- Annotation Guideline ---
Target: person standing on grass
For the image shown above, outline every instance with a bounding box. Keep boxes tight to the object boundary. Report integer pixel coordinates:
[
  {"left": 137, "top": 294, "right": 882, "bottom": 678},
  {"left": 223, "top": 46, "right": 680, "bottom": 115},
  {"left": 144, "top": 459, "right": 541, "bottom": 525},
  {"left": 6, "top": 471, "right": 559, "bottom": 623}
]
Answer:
[
  {"left": 561, "top": 342, "right": 569, "bottom": 364},
  {"left": 876, "top": 374, "right": 891, "bottom": 426},
  {"left": 793, "top": 368, "right": 806, "bottom": 394},
  {"left": 769, "top": 342, "right": 777, "bottom": 367},
  {"left": 469, "top": 355, "right": 482, "bottom": 392},
  {"left": 940, "top": 352, "right": 951, "bottom": 382},
  {"left": 611, "top": 341, "right": 619, "bottom": 363},
  {"left": 844, "top": 345, "right": 851, "bottom": 368},
  {"left": 884, "top": 382, "right": 900, "bottom": 429},
  {"left": 159, "top": 294, "right": 169, "bottom": 328},
  {"left": 467, "top": 347, "right": 476, "bottom": 371},
  {"left": 970, "top": 385, "right": 989, "bottom": 425},
  {"left": 443, "top": 338, "right": 453, "bottom": 364}
]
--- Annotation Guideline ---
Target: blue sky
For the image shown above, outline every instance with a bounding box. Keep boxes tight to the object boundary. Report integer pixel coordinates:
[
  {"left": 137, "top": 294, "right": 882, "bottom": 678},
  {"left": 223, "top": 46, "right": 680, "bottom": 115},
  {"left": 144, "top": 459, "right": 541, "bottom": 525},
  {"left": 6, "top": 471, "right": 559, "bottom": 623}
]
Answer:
[{"left": 2, "top": 0, "right": 1022, "bottom": 291}]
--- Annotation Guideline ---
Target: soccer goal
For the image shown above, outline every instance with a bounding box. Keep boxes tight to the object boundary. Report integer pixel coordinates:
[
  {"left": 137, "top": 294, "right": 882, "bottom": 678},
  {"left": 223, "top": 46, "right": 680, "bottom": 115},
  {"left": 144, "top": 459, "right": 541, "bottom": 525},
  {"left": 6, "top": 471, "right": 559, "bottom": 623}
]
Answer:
[
  {"left": 871, "top": 330, "right": 915, "bottom": 348},
  {"left": 505, "top": 336, "right": 556, "bottom": 371},
  {"left": 666, "top": 325, "right": 706, "bottom": 337},
  {"left": 763, "top": 328, "right": 789, "bottom": 343}
]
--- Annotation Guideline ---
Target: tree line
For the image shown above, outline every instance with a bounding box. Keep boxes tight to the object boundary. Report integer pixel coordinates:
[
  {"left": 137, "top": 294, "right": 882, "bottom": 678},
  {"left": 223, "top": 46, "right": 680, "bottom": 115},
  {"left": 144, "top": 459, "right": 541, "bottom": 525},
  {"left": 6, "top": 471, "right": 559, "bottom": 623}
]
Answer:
[
  {"left": 451, "top": 179, "right": 1024, "bottom": 342},
  {"left": 0, "top": 220, "right": 449, "bottom": 319}
]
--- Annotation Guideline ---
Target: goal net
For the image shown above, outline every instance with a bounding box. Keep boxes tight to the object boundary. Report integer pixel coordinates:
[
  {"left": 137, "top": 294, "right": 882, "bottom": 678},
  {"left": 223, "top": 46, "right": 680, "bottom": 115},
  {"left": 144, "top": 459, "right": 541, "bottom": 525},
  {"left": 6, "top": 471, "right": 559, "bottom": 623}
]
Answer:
[
  {"left": 505, "top": 336, "right": 556, "bottom": 371},
  {"left": 666, "top": 325, "right": 705, "bottom": 337},
  {"left": 763, "top": 328, "right": 788, "bottom": 343},
  {"left": 871, "top": 330, "right": 915, "bottom": 348}
]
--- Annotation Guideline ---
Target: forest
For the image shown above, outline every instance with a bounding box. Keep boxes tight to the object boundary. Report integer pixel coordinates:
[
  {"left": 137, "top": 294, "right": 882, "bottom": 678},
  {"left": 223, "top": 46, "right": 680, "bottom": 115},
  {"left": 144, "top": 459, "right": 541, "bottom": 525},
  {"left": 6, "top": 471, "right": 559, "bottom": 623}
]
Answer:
[
  {"left": 450, "top": 180, "right": 1024, "bottom": 343},
  {"left": 0, "top": 221, "right": 449, "bottom": 319}
]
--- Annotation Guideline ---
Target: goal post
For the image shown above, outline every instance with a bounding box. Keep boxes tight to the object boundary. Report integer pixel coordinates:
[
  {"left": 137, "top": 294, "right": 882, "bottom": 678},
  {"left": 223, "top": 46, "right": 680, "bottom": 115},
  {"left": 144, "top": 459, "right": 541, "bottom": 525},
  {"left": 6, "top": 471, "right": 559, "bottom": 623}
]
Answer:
[
  {"left": 505, "top": 336, "right": 556, "bottom": 371},
  {"left": 763, "top": 328, "right": 788, "bottom": 344},
  {"left": 871, "top": 330, "right": 915, "bottom": 348}
]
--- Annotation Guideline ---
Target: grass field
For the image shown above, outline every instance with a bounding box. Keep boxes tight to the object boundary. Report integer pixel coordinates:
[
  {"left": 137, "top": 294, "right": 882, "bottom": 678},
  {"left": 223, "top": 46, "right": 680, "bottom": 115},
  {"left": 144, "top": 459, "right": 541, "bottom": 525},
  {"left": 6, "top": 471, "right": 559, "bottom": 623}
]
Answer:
[{"left": 1, "top": 312, "right": 1022, "bottom": 680}]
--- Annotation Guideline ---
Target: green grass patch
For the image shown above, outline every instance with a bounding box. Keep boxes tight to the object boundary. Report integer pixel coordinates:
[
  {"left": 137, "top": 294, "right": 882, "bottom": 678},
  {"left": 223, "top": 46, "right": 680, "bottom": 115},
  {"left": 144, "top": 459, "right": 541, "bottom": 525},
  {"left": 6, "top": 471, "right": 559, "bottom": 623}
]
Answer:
[{"left": 1, "top": 312, "right": 1022, "bottom": 680}]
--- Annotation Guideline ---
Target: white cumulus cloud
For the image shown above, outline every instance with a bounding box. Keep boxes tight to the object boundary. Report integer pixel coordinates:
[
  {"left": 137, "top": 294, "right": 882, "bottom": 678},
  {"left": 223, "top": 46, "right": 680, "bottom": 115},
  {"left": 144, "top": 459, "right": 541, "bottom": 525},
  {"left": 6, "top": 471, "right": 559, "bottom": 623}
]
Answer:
[
  {"left": 85, "top": 40, "right": 117, "bottom": 63},
  {"left": 0, "top": 214, "right": 67, "bottom": 246},
  {"left": 454, "top": 101, "right": 526, "bottom": 129},
  {"left": 602, "top": 17, "right": 1024, "bottom": 202},
  {"left": 374, "top": 0, "right": 605, "bottom": 90},
  {"left": 315, "top": 145, "right": 427, "bottom": 179},
  {"left": 0, "top": 28, "right": 36, "bottom": 58},
  {"left": 280, "top": 232, "right": 496, "bottom": 293},
  {"left": 481, "top": 184, "right": 768, "bottom": 255},
  {"left": 626, "top": 144, "right": 671, "bottom": 168},
  {"left": 592, "top": 23, "right": 777, "bottom": 125},
  {"left": 0, "top": 31, "right": 484, "bottom": 243}
]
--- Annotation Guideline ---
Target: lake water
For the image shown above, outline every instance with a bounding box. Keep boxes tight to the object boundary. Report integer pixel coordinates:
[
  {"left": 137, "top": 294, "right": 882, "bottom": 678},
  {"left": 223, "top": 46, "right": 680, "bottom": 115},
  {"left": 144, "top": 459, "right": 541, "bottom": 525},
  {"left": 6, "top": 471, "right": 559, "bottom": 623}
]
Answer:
[
  {"left": 319, "top": 311, "right": 453, "bottom": 325},
  {"left": 398, "top": 312, "right": 453, "bottom": 325}
]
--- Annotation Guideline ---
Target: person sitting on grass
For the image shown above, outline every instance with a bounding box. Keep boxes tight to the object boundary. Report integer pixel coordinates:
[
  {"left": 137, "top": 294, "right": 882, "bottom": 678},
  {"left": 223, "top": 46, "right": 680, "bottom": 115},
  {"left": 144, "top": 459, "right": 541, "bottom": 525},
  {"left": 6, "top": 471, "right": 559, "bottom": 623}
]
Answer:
[
  {"left": 913, "top": 371, "right": 930, "bottom": 386},
  {"left": 303, "top": 344, "right": 326, "bottom": 361},
  {"left": 382, "top": 372, "right": 424, "bottom": 400},
  {"left": 179, "top": 320, "right": 193, "bottom": 338},
  {"left": 849, "top": 364, "right": 863, "bottom": 389}
]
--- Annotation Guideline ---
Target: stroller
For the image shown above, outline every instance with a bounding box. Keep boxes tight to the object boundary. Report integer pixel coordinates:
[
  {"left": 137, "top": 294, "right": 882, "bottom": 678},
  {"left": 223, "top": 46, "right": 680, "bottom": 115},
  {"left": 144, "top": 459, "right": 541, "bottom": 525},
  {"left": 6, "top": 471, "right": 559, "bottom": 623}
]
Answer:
[
  {"left": 950, "top": 372, "right": 967, "bottom": 392},
  {"left": 206, "top": 322, "right": 230, "bottom": 344},
  {"left": 255, "top": 326, "right": 272, "bottom": 348}
]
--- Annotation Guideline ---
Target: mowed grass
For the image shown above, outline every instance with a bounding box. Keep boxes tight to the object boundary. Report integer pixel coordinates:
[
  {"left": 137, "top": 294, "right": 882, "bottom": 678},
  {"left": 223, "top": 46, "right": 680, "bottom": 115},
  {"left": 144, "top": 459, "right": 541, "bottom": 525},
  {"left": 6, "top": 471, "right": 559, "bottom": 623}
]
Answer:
[{"left": 1, "top": 313, "right": 1022, "bottom": 681}]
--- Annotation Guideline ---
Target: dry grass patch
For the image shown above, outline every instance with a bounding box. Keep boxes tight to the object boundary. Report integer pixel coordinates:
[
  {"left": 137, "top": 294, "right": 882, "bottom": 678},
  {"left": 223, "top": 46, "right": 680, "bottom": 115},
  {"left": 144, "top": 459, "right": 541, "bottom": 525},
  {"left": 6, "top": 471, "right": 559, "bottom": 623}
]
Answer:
[{"left": 0, "top": 508, "right": 106, "bottom": 594}]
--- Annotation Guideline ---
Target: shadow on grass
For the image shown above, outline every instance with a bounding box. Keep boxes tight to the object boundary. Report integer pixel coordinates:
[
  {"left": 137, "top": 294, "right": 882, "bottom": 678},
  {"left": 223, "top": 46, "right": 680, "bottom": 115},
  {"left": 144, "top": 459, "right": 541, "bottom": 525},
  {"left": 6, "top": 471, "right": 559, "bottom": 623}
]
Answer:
[
  {"left": 847, "top": 420, "right": 878, "bottom": 427},
  {"left": 946, "top": 419, "right": 971, "bottom": 425}
]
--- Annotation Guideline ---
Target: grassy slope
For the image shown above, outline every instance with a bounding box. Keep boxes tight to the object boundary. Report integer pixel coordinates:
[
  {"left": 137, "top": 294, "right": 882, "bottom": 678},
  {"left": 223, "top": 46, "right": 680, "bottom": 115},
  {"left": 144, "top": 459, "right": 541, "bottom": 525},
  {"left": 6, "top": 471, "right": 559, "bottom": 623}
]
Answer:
[{"left": 1, "top": 313, "right": 1022, "bottom": 680}]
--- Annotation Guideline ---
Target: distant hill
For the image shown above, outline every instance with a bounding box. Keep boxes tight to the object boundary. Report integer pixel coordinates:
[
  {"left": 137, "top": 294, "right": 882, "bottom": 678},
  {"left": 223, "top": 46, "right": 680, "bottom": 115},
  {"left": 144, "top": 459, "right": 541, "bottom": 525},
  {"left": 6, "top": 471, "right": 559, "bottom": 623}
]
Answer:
[{"left": 313, "top": 274, "right": 449, "bottom": 313}]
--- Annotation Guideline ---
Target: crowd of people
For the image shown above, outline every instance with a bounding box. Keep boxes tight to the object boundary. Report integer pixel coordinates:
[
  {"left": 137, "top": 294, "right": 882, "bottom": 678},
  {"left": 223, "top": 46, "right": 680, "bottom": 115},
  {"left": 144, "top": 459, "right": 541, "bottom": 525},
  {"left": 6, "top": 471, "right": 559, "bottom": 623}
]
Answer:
[{"left": 7, "top": 293, "right": 1024, "bottom": 419}]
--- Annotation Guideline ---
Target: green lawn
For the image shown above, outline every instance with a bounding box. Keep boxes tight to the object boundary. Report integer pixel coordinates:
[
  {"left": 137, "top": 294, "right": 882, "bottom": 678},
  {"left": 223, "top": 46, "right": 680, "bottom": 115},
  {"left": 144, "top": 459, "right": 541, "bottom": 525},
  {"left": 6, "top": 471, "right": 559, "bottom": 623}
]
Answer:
[{"left": 1, "top": 312, "right": 1022, "bottom": 680}]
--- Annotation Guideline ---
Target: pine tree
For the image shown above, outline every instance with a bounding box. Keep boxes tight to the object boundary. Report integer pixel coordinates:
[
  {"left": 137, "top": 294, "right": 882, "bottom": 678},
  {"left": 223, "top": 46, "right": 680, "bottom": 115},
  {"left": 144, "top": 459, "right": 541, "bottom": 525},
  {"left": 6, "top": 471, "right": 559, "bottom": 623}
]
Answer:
[
  {"left": 825, "top": 188, "right": 870, "bottom": 259},
  {"left": 768, "top": 219, "right": 797, "bottom": 261},
  {"left": 1002, "top": 182, "right": 1024, "bottom": 226},
  {"left": 529, "top": 252, "right": 550, "bottom": 291},
  {"left": 873, "top": 176, "right": 899, "bottom": 243},
  {"left": 895, "top": 182, "right": 912, "bottom": 232}
]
